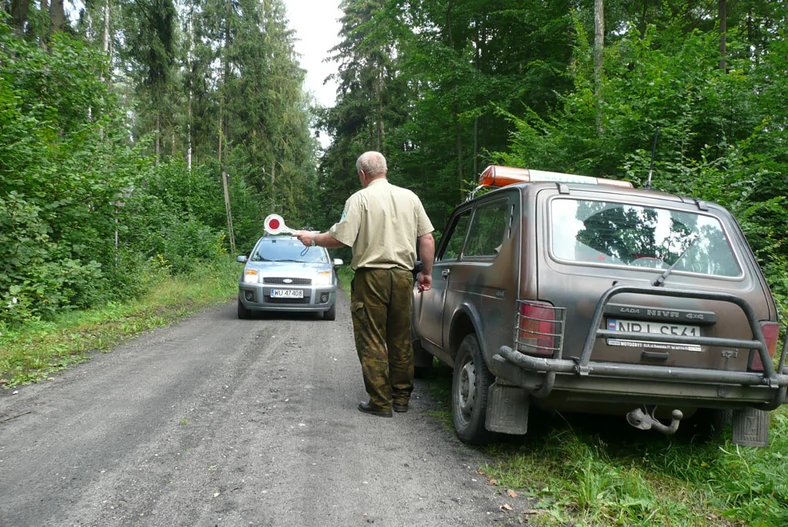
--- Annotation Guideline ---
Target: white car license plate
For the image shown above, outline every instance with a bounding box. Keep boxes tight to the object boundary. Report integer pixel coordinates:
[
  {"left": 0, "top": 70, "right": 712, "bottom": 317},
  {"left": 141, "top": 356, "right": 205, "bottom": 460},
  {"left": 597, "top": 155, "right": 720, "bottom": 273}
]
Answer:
[
  {"left": 607, "top": 319, "right": 702, "bottom": 351},
  {"left": 271, "top": 289, "right": 303, "bottom": 299}
]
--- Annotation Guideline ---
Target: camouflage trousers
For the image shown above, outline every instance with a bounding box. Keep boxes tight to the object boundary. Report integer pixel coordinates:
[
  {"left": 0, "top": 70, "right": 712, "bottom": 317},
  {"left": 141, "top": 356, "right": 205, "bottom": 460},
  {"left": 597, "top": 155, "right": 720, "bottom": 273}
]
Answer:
[{"left": 351, "top": 267, "right": 415, "bottom": 411}]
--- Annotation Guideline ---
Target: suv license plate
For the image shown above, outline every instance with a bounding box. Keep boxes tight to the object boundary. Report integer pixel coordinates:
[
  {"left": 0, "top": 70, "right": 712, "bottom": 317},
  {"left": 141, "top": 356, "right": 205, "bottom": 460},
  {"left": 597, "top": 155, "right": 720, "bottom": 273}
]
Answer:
[
  {"left": 271, "top": 289, "right": 303, "bottom": 299},
  {"left": 607, "top": 319, "right": 702, "bottom": 351}
]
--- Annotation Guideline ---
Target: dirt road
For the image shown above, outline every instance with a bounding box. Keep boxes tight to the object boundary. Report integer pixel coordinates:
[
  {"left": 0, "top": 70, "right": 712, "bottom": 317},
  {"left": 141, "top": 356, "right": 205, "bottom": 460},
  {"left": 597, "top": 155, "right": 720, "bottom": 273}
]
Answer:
[{"left": 0, "top": 293, "right": 525, "bottom": 526}]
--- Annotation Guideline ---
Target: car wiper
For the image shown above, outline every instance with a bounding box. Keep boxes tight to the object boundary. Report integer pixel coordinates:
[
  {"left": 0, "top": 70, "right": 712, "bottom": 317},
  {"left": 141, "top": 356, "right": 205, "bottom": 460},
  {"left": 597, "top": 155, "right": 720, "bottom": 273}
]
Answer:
[
  {"left": 653, "top": 237, "right": 698, "bottom": 287},
  {"left": 272, "top": 259, "right": 303, "bottom": 263}
]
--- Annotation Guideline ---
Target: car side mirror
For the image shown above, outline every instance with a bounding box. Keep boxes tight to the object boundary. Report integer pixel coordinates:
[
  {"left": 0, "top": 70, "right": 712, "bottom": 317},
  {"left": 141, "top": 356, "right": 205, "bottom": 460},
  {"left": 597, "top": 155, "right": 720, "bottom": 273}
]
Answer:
[
  {"left": 236, "top": 255, "right": 248, "bottom": 263},
  {"left": 333, "top": 258, "right": 344, "bottom": 266}
]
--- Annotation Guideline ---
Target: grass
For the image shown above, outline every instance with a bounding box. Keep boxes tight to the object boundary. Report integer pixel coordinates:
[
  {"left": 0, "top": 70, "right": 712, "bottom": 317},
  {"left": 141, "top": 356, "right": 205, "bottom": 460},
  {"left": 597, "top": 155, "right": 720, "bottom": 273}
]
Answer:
[
  {"left": 0, "top": 257, "right": 240, "bottom": 387},
  {"left": 422, "top": 362, "right": 788, "bottom": 526},
  {"left": 336, "top": 265, "right": 354, "bottom": 292}
]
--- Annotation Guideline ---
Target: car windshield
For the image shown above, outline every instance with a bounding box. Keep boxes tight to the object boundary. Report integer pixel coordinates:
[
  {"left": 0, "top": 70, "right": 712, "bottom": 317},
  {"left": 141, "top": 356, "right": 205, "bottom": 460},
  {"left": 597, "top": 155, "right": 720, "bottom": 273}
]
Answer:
[
  {"left": 550, "top": 199, "right": 742, "bottom": 277},
  {"left": 252, "top": 238, "right": 328, "bottom": 263}
]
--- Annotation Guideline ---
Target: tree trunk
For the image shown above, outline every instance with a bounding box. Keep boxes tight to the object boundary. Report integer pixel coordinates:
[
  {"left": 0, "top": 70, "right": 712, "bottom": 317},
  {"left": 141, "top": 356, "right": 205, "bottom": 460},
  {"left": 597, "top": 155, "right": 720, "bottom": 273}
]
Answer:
[
  {"left": 219, "top": 96, "right": 236, "bottom": 253},
  {"left": 155, "top": 112, "right": 161, "bottom": 163},
  {"left": 50, "top": 0, "right": 65, "bottom": 36},
  {"left": 10, "top": 0, "right": 30, "bottom": 31},
  {"left": 639, "top": 0, "right": 647, "bottom": 38},
  {"left": 473, "top": 117, "right": 478, "bottom": 177},
  {"left": 719, "top": 0, "right": 727, "bottom": 72},
  {"left": 102, "top": 0, "right": 110, "bottom": 55},
  {"left": 446, "top": 0, "right": 463, "bottom": 199},
  {"left": 594, "top": 0, "right": 604, "bottom": 132},
  {"left": 594, "top": 0, "right": 604, "bottom": 86},
  {"left": 187, "top": 13, "right": 193, "bottom": 171},
  {"left": 455, "top": 119, "right": 463, "bottom": 200},
  {"left": 377, "top": 67, "right": 384, "bottom": 151},
  {"left": 37, "top": 0, "right": 48, "bottom": 47}
]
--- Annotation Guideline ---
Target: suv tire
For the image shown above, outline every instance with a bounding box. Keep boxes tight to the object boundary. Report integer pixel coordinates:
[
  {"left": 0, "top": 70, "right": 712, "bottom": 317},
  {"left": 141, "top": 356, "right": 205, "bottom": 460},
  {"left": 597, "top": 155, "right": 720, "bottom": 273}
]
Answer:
[
  {"left": 685, "top": 408, "right": 733, "bottom": 441},
  {"left": 323, "top": 303, "right": 337, "bottom": 321},
  {"left": 237, "top": 299, "right": 252, "bottom": 320},
  {"left": 452, "top": 333, "right": 494, "bottom": 444}
]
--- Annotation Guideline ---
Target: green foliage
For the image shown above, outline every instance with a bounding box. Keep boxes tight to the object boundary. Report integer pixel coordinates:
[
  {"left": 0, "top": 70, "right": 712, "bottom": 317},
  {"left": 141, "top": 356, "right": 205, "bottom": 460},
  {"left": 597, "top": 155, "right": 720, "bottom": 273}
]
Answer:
[
  {"left": 0, "top": 257, "right": 239, "bottom": 385},
  {"left": 497, "top": 19, "right": 788, "bottom": 318},
  {"left": 0, "top": 20, "right": 240, "bottom": 326},
  {"left": 319, "top": 0, "right": 576, "bottom": 228}
]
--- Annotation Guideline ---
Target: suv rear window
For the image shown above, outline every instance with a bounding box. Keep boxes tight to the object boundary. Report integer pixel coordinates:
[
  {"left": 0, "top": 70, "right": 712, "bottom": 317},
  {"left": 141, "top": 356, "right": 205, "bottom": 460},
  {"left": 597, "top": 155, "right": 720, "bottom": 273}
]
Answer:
[{"left": 550, "top": 199, "right": 742, "bottom": 277}]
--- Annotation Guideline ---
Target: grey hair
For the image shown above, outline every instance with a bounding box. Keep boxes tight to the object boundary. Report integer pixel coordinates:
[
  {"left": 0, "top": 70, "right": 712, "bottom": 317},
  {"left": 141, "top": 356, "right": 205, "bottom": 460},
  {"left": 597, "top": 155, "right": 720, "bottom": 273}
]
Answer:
[{"left": 356, "top": 151, "right": 387, "bottom": 176}]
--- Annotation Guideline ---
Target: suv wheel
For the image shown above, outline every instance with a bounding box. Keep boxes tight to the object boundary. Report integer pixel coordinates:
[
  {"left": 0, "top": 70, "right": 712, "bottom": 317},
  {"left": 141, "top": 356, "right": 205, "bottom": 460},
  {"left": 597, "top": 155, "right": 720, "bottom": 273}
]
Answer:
[
  {"left": 323, "top": 303, "right": 337, "bottom": 321},
  {"left": 685, "top": 408, "right": 733, "bottom": 441},
  {"left": 452, "top": 334, "right": 494, "bottom": 444},
  {"left": 237, "top": 299, "right": 252, "bottom": 320},
  {"left": 413, "top": 339, "right": 434, "bottom": 379}
]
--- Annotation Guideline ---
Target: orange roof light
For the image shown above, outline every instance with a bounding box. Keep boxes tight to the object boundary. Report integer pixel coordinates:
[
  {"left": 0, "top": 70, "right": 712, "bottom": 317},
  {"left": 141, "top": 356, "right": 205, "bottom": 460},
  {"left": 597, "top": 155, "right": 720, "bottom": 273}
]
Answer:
[{"left": 478, "top": 165, "right": 633, "bottom": 189}]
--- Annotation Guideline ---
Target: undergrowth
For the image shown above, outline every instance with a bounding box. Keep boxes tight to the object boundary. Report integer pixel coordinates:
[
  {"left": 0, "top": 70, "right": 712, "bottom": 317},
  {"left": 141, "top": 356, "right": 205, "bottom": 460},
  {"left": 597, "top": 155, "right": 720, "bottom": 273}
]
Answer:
[{"left": 0, "top": 257, "right": 239, "bottom": 386}]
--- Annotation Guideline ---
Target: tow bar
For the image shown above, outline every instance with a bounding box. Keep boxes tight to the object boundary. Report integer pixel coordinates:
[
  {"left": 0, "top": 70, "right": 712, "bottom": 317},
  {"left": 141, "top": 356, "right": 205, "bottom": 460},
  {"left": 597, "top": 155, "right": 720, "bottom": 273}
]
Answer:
[{"left": 626, "top": 407, "right": 683, "bottom": 435}]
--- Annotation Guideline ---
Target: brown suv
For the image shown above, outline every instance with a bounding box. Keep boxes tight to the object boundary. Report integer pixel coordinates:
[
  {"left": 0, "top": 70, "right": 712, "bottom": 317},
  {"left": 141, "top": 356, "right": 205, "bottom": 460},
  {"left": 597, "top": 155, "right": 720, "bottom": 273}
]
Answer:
[{"left": 412, "top": 165, "right": 787, "bottom": 446}]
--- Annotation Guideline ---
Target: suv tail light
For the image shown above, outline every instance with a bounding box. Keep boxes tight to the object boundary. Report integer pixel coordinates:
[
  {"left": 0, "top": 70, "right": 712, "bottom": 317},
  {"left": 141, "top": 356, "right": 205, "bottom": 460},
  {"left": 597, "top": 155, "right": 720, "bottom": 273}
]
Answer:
[
  {"left": 516, "top": 301, "right": 565, "bottom": 356},
  {"left": 750, "top": 321, "right": 779, "bottom": 372}
]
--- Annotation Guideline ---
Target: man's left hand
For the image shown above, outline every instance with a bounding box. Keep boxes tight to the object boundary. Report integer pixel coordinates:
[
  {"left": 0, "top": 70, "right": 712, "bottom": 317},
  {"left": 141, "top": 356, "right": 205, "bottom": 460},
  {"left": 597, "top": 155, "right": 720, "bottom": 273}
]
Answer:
[{"left": 417, "top": 272, "right": 432, "bottom": 293}]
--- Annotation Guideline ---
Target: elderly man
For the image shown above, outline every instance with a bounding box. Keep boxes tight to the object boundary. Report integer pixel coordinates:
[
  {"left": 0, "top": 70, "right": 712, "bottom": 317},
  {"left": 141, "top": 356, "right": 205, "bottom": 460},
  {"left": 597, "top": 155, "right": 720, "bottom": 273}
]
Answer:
[{"left": 294, "top": 151, "right": 435, "bottom": 418}]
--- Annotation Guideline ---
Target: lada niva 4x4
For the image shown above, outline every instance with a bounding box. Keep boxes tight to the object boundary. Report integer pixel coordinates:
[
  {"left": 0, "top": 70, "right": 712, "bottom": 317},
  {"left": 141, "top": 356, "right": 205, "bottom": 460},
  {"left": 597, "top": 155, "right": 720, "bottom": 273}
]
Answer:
[{"left": 412, "top": 165, "right": 788, "bottom": 446}]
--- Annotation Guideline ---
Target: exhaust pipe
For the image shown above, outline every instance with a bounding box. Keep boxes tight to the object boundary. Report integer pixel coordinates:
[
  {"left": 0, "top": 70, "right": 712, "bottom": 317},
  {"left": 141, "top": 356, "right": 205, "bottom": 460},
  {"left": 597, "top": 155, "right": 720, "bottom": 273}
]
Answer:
[{"left": 626, "top": 408, "right": 683, "bottom": 435}]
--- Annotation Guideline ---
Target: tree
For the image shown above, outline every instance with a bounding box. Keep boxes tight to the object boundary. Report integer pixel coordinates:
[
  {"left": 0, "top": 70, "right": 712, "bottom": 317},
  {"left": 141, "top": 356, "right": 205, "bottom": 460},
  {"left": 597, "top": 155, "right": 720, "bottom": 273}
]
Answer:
[{"left": 121, "top": 0, "right": 178, "bottom": 160}]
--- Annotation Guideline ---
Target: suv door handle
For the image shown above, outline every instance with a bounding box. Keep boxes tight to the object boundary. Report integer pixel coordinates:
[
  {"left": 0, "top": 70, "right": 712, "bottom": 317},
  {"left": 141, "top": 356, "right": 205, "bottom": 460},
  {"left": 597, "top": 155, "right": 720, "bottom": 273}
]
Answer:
[{"left": 441, "top": 269, "right": 450, "bottom": 279}]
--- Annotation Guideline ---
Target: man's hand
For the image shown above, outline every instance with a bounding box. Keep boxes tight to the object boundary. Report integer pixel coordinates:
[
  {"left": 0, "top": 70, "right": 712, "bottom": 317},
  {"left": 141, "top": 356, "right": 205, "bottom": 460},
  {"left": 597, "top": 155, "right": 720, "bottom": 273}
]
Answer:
[
  {"left": 416, "top": 233, "right": 435, "bottom": 293},
  {"left": 417, "top": 272, "right": 432, "bottom": 293},
  {"left": 293, "top": 230, "right": 315, "bottom": 247}
]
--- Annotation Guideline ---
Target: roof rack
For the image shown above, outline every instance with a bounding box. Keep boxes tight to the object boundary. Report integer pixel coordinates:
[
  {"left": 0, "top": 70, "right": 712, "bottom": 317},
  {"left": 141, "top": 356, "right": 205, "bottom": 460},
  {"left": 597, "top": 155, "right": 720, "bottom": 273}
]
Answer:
[{"left": 468, "top": 165, "right": 633, "bottom": 200}]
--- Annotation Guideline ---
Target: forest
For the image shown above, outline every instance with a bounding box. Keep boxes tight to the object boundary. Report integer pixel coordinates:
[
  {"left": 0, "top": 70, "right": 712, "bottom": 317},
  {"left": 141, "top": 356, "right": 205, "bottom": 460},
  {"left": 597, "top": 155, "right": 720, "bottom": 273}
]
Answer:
[{"left": 1, "top": 0, "right": 787, "bottom": 327}]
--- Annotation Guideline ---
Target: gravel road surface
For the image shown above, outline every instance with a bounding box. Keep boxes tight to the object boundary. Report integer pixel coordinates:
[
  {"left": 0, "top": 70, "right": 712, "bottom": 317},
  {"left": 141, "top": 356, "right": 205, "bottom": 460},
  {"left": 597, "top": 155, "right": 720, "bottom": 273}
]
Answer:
[{"left": 0, "top": 292, "right": 528, "bottom": 526}]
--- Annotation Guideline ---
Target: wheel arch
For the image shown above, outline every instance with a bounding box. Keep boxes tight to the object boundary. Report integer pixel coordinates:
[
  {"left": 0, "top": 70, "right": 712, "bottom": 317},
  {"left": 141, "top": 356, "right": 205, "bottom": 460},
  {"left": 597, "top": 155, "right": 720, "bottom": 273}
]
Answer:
[{"left": 448, "top": 302, "right": 486, "bottom": 361}]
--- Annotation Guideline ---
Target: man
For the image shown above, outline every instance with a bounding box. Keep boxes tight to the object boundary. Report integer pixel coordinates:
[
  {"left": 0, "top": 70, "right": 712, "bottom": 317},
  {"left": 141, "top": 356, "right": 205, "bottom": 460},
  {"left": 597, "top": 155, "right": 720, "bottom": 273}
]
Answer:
[{"left": 294, "top": 151, "right": 435, "bottom": 418}]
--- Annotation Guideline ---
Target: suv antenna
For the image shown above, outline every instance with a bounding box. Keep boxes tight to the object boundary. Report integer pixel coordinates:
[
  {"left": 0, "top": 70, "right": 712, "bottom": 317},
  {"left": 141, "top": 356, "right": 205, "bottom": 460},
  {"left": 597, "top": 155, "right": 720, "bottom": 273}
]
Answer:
[{"left": 645, "top": 126, "right": 659, "bottom": 190}]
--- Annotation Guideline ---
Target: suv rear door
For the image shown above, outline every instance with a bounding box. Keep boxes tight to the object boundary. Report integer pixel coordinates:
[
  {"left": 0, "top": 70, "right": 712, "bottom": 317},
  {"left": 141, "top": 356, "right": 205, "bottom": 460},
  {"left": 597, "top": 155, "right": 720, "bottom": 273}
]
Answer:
[{"left": 535, "top": 187, "right": 776, "bottom": 372}]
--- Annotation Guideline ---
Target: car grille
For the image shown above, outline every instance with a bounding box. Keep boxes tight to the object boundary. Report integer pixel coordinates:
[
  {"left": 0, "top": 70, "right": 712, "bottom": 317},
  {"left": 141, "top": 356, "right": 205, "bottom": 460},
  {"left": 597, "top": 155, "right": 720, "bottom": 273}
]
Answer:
[
  {"left": 264, "top": 295, "right": 311, "bottom": 304},
  {"left": 264, "top": 277, "right": 312, "bottom": 285}
]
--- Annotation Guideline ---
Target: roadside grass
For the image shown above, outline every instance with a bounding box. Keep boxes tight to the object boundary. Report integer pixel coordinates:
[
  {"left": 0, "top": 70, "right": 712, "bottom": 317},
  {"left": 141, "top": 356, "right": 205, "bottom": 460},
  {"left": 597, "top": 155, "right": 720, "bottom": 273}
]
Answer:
[
  {"left": 336, "top": 266, "right": 354, "bottom": 292},
  {"left": 0, "top": 257, "right": 239, "bottom": 387},
  {"left": 423, "top": 363, "right": 788, "bottom": 526}
]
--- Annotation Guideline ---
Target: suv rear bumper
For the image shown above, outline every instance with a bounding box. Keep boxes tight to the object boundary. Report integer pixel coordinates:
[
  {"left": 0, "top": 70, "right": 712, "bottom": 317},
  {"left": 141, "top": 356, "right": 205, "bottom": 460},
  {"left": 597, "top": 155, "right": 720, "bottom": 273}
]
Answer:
[
  {"left": 496, "top": 285, "right": 788, "bottom": 409},
  {"left": 494, "top": 347, "right": 788, "bottom": 409}
]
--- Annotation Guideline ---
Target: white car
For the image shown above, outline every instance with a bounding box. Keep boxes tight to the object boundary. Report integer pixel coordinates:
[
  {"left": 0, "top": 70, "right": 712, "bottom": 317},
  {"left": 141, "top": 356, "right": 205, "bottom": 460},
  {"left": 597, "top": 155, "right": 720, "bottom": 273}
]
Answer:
[{"left": 236, "top": 235, "right": 343, "bottom": 320}]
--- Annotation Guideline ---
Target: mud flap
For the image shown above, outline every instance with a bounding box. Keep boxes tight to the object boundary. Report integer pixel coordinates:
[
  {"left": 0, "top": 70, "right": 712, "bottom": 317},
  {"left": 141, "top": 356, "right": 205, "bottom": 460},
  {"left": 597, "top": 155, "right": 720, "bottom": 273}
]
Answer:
[
  {"left": 731, "top": 407, "right": 770, "bottom": 447},
  {"left": 485, "top": 382, "right": 529, "bottom": 435}
]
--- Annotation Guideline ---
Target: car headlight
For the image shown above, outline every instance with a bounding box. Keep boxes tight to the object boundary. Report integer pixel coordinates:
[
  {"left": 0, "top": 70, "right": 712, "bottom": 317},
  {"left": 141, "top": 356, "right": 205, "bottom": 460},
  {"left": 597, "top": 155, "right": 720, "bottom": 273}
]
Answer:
[
  {"left": 314, "top": 271, "right": 332, "bottom": 286},
  {"left": 243, "top": 269, "right": 259, "bottom": 284}
]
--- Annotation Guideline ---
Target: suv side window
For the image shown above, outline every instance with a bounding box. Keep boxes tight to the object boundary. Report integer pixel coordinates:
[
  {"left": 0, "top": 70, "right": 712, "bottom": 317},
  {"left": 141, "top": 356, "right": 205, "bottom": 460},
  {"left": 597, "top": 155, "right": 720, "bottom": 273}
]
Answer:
[
  {"left": 464, "top": 198, "right": 511, "bottom": 258},
  {"left": 439, "top": 211, "right": 471, "bottom": 261}
]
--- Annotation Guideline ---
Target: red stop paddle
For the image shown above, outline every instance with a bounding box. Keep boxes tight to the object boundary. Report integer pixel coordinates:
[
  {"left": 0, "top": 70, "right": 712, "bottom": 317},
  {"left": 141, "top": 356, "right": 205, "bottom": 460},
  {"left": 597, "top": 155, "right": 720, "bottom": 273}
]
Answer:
[{"left": 264, "top": 214, "right": 296, "bottom": 235}]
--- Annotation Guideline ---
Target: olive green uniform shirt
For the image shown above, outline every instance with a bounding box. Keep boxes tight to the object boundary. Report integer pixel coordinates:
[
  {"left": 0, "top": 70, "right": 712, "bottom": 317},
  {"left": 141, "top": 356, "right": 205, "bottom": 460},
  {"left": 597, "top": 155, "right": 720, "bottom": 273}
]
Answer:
[{"left": 329, "top": 178, "right": 434, "bottom": 270}]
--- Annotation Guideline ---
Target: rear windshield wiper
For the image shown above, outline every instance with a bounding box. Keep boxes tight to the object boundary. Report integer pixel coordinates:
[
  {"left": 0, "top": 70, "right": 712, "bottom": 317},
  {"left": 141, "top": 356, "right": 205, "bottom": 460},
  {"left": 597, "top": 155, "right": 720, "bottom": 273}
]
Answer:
[{"left": 653, "top": 237, "right": 698, "bottom": 287}]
